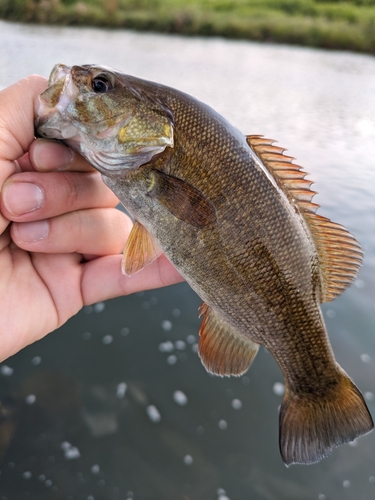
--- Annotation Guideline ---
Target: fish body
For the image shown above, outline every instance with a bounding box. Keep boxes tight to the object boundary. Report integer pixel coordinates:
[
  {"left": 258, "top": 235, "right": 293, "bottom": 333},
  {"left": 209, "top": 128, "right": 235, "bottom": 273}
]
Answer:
[{"left": 35, "top": 64, "right": 373, "bottom": 465}]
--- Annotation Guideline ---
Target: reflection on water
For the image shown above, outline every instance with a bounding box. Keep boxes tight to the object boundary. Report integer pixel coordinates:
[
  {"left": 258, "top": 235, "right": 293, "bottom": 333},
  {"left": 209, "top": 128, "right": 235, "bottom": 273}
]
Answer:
[{"left": 1, "top": 20, "right": 375, "bottom": 500}]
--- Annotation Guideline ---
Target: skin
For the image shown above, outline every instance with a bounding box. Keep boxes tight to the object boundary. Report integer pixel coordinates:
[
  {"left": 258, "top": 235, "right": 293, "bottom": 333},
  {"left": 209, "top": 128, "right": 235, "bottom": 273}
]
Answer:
[{"left": 0, "top": 75, "right": 183, "bottom": 363}]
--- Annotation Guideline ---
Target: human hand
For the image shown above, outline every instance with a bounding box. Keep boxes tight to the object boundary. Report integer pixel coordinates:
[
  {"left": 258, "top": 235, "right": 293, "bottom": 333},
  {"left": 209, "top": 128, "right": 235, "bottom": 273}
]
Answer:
[{"left": 0, "top": 76, "right": 183, "bottom": 362}]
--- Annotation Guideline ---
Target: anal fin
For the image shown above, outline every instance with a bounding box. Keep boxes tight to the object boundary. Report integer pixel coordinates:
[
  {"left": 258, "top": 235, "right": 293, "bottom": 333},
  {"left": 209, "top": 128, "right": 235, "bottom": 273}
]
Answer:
[
  {"left": 122, "top": 220, "right": 162, "bottom": 276},
  {"left": 198, "top": 303, "right": 259, "bottom": 377}
]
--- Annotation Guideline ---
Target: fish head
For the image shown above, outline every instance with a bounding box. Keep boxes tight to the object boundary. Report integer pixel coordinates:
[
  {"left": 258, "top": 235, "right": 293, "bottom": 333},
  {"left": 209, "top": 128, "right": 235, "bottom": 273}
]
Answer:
[{"left": 35, "top": 64, "right": 174, "bottom": 175}]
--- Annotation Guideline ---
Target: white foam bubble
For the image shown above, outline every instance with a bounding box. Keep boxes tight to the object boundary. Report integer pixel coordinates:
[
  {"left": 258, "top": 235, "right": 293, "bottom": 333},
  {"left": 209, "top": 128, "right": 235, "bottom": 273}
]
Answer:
[
  {"left": 25, "top": 394, "right": 36, "bottom": 405},
  {"left": 183, "top": 454, "right": 193, "bottom": 465},
  {"left": 175, "top": 341, "right": 186, "bottom": 351},
  {"left": 218, "top": 420, "right": 228, "bottom": 430},
  {"left": 365, "top": 392, "right": 374, "bottom": 401},
  {"left": 31, "top": 356, "right": 42, "bottom": 365},
  {"left": 116, "top": 382, "right": 127, "bottom": 399},
  {"left": 361, "top": 353, "right": 371, "bottom": 363},
  {"left": 173, "top": 390, "right": 188, "bottom": 406},
  {"left": 161, "top": 320, "right": 173, "bottom": 331},
  {"left": 231, "top": 399, "right": 242, "bottom": 410},
  {"left": 146, "top": 405, "right": 161, "bottom": 423},
  {"left": 159, "top": 341, "right": 174, "bottom": 353},
  {"left": 0, "top": 365, "right": 13, "bottom": 376},
  {"left": 217, "top": 488, "right": 230, "bottom": 500},
  {"left": 167, "top": 355, "right": 177, "bottom": 365},
  {"left": 94, "top": 302, "right": 105, "bottom": 313},
  {"left": 273, "top": 382, "right": 285, "bottom": 396},
  {"left": 354, "top": 279, "right": 365, "bottom": 288},
  {"left": 326, "top": 309, "right": 336, "bottom": 319},
  {"left": 91, "top": 464, "right": 100, "bottom": 474},
  {"left": 102, "top": 335, "right": 113, "bottom": 345},
  {"left": 61, "top": 441, "right": 81, "bottom": 460}
]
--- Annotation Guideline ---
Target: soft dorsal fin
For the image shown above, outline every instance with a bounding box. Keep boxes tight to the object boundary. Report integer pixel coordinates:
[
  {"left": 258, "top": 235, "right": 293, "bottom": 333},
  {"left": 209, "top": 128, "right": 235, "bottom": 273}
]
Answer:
[
  {"left": 246, "top": 135, "right": 363, "bottom": 302},
  {"left": 198, "top": 303, "right": 259, "bottom": 376},
  {"left": 122, "top": 220, "right": 162, "bottom": 276}
]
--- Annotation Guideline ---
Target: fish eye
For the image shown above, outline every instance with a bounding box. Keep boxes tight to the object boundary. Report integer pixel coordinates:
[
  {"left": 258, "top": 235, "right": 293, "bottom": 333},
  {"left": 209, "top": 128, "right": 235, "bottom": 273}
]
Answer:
[{"left": 91, "top": 75, "right": 113, "bottom": 93}]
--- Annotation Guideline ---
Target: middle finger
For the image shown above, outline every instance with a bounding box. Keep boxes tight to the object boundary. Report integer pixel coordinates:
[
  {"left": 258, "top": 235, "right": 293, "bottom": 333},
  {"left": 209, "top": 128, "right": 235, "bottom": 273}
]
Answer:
[{"left": 1, "top": 170, "right": 119, "bottom": 222}]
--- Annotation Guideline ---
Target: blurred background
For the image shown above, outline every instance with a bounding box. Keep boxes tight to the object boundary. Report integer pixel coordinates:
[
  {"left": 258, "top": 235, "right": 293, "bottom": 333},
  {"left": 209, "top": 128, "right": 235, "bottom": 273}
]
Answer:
[{"left": 1, "top": 9, "right": 375, "bottom": 500}]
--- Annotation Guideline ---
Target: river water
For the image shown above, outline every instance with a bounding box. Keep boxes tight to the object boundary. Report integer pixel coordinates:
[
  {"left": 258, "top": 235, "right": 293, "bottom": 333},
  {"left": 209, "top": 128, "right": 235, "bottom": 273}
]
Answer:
[{"left": 1, "top": 20, "right": 375, "bottom": 500}]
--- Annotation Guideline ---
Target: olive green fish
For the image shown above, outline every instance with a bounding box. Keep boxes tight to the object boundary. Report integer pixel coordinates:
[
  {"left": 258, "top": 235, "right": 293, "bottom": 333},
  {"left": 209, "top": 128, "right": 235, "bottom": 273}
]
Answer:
[{"left": 35, "top": 64, "right": 373, "bottom": 465}]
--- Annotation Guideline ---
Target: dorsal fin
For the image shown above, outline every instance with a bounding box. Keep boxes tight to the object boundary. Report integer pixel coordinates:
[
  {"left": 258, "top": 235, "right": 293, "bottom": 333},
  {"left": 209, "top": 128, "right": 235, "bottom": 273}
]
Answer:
[
  {"left": 246, "top": 135, "right": 319, "bottom": 213},
  {"left": 246, "top": 135, "right": 363, "bottom": 302}
]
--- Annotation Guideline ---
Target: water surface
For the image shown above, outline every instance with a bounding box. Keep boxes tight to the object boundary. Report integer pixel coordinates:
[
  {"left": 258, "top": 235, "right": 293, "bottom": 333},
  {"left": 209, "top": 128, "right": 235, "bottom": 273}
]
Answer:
[{"left": 1, "top": 20, "right": 375, "bottom": 500}]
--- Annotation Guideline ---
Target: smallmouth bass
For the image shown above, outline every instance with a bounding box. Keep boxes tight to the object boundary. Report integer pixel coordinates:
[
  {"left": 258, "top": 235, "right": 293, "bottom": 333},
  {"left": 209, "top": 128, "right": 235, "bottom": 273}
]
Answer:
[{"left": 35, "top": 64, "right": 373, "bottom": 465}]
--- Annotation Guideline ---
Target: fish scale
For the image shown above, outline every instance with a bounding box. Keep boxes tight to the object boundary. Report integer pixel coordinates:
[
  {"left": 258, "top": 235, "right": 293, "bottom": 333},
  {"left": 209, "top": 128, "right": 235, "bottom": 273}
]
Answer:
[{"left": 35, "top": 63, "right": 373, "bottom": 466}]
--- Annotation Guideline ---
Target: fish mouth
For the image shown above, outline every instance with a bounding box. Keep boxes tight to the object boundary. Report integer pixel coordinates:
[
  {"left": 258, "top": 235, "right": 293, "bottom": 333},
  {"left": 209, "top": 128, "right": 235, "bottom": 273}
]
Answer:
[
  {"left": 48, "top": 63, "right": 71, "bottom": 86},
  {"left": 35, "top": 65, "right": 80, "bottom": 141}
]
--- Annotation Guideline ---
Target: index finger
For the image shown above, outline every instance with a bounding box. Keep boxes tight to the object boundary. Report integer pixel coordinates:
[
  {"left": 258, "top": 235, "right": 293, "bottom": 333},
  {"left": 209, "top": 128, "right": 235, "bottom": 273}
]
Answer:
[{"left": 29, "top": 139, "right": 96, "bottom": 173}]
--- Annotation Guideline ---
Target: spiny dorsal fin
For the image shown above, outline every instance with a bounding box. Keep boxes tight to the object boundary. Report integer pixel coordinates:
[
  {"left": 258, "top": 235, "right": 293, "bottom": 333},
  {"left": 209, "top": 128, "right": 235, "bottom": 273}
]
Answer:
[
  {"left": 246, "top": 135, "right": 319, "bottom": 213},
  {"left": 198, "top": 303, "right": 259, "bottom": 376},
  {"left": 122, "top": 220, "right": 162, "bottom": 276},
  {"left": 246, "top": 135, "right": 363, "bottom": 302}
]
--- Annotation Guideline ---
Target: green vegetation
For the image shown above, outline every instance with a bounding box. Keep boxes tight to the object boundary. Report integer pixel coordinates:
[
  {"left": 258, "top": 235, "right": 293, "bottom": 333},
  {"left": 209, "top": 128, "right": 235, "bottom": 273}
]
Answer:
[{"left": 1, "top": 0, "right": 375, "bottom": 54}]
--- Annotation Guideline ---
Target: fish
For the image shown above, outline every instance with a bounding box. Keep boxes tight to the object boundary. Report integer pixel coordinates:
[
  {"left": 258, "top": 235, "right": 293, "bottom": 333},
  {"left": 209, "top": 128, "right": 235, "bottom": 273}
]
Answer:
[{"left": 35, "top": 63, "right": 373, "bottom": 466}]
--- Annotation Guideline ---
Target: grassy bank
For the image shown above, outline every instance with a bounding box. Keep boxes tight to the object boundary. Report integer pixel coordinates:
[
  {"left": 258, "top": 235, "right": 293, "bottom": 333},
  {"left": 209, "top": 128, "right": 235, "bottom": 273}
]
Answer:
[{"left": 1, "top": 0, "right": 375, "bottom": 54}]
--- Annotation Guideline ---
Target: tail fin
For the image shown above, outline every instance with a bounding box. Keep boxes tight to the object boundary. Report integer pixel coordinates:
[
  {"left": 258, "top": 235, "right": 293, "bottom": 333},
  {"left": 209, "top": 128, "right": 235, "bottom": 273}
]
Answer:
[{"left": 279, "top": 368, "right": 374, "bottom": 466}]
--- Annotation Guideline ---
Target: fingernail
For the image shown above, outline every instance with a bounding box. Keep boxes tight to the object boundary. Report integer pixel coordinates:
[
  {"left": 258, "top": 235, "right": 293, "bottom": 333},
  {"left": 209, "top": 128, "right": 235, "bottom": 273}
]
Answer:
[
  {"left": 3, "top": 182, "right": 44, "bottom": 216},
  {"left": 33, "top": 139, "right": 73, "bottom": 171},
  {"left": 15, "top": 220, "right": 49, "bottom": 242}
]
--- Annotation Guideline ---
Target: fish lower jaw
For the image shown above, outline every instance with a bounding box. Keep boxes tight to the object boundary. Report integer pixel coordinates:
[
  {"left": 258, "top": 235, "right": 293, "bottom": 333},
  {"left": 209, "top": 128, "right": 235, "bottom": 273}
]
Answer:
[{"left": 37, "top": 125, "right": 78, "bottom": 141}]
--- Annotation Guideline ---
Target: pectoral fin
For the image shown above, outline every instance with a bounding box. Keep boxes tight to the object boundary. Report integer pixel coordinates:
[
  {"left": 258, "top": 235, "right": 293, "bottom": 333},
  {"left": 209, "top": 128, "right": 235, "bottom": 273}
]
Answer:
[
  {"left": 122, "top": 220, "right": 162, "bottom": 276},
  {"left": 198, "top": 303, "right": 259, "bottom": 377},
  {"left": 149, "top": 170, "right": 217, "bottom": 227}
]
